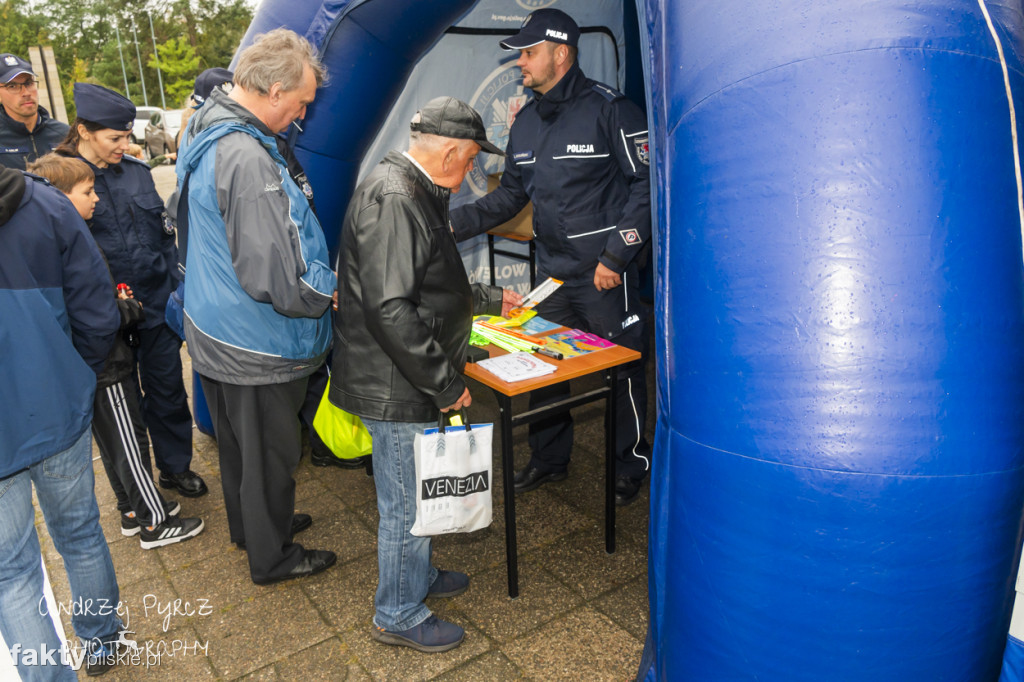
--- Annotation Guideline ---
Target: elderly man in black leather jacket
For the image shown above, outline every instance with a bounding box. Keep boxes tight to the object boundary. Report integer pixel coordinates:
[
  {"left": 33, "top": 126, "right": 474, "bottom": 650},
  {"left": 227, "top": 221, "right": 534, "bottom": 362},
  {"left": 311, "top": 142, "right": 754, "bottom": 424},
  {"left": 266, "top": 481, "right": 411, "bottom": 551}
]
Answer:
[{"left": 331, "top": 97, "right": 518, "bottom": 654}]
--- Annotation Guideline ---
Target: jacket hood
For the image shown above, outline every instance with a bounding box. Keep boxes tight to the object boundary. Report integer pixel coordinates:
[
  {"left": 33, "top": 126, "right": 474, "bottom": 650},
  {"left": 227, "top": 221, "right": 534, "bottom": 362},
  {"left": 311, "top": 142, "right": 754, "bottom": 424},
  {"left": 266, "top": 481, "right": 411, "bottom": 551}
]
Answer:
[
  {"left": 178, "top": 89, "right": 285, "bottom": 176},
  {"left": 0, "top": 167, "right": 26, "bottom": 227}
]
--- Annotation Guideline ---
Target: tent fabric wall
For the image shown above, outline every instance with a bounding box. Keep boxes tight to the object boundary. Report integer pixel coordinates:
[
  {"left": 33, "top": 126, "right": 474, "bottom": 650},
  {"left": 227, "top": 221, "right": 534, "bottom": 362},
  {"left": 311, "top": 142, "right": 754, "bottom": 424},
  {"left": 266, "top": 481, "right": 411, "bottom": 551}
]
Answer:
[{"left": 640, "top": 0, "right": 1024, "bottom": 679}]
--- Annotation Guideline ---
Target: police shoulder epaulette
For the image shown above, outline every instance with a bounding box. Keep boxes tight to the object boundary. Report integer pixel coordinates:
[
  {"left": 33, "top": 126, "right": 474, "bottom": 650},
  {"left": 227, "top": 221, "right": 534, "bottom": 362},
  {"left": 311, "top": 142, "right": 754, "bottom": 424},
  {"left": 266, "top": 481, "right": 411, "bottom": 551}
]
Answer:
[
  {"left": 590, "top": 82, "right": 623, "bottom": 102},
  {"left": 121, "top": 154, "right": 149, "bottom": 167}
]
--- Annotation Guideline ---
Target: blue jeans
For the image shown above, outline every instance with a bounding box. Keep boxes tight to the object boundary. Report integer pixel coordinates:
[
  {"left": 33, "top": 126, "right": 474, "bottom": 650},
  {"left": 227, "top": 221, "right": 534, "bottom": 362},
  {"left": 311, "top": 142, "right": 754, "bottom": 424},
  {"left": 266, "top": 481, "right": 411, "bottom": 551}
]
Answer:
[
  {"left": 0, "top": 429, "right": 122, "bottom": 681},
  {"left": 363, "top": 418, "right": 438, "bottom": 631}
]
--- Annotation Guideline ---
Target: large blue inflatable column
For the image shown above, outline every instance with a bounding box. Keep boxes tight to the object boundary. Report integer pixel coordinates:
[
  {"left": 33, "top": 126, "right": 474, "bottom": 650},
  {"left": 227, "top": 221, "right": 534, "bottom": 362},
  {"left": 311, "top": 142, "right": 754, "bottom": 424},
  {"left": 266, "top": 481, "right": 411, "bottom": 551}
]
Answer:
[{"left": 640, "top": 1, "right": 1024, "bottom": 678}]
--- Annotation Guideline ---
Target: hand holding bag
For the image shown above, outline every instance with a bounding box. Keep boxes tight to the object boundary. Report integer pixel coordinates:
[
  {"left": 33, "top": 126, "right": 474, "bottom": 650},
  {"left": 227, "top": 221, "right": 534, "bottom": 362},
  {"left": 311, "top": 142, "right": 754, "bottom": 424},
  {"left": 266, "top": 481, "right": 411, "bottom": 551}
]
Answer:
[{"left": 410, "top": 410, "right": 493, "bottom": 536}]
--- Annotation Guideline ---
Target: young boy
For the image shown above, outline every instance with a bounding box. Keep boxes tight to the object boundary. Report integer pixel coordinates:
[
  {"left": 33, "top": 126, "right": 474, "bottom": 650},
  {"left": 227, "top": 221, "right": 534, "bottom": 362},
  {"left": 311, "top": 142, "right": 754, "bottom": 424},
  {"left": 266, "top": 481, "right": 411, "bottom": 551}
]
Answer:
[{"left": 27, "top": 153, "right": 204, "bottom": 549}]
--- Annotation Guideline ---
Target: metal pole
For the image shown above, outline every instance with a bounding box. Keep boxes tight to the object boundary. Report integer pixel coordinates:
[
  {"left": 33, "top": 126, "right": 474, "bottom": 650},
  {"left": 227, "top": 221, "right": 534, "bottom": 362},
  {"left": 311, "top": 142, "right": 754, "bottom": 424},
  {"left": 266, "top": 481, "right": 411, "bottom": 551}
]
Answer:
[
  {"left": 147, "top": 12, "right": 166, "bottom": 109},
  {"left": 114, "top": 24, "right": 131, "bottom": 98},
  {"left": 131, "top": 17, "right": 148, "bottom": 106}
]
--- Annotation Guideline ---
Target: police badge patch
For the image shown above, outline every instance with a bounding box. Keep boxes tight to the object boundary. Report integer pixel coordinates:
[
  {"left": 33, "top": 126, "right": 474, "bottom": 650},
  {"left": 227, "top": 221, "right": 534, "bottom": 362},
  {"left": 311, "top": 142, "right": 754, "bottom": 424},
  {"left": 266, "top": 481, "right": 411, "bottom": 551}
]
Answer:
[
  {"left": 634, "top": 137, "right": 650, "bottom": 166},
  {"left": 620, "top": 228, "right": 641, "bottom": 245},
  {"left": 162, "top": 211, "right": 175, "bottom": 235}
]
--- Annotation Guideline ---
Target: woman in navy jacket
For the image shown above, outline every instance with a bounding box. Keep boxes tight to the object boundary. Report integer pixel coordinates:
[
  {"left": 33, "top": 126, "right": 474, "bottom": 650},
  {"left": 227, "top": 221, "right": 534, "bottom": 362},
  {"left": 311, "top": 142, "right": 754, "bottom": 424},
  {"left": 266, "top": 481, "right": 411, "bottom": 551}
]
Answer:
[{"left": 55, "top": 83, "right": 207, "bottom": 498}]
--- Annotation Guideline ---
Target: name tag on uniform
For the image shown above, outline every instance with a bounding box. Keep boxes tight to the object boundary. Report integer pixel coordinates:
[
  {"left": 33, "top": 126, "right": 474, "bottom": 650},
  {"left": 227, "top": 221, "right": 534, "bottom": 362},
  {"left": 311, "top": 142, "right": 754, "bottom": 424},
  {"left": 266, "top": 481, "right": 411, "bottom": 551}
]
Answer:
[
  {"left": 1, "top": 147, "right": 28, "bottom": 154},
  {"left": 512, "top": 150, "right": 535, "bottom": 165}
]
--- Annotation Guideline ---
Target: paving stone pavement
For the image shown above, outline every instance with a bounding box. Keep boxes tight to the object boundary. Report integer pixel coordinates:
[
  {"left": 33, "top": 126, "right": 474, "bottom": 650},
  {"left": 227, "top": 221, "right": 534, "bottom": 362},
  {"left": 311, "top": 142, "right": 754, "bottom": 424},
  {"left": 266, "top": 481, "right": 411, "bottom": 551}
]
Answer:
[{"left": 38, "top": 164, "right": 652, "bottom": 681}]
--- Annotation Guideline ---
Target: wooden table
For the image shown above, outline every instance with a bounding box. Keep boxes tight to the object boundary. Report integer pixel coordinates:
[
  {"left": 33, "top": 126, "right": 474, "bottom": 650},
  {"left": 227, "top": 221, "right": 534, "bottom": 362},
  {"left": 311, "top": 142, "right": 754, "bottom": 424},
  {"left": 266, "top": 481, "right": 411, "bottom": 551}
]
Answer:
[{"left": 463, "top": 337, "right": 641, "bottom": 598}]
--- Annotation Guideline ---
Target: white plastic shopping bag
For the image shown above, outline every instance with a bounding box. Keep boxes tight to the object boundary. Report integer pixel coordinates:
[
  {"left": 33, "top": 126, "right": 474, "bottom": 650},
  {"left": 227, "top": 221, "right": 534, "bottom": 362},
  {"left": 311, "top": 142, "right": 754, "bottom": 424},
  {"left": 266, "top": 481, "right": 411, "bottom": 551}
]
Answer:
[{"left": 410, "top": 411, "right": 493, "bottom": 536}]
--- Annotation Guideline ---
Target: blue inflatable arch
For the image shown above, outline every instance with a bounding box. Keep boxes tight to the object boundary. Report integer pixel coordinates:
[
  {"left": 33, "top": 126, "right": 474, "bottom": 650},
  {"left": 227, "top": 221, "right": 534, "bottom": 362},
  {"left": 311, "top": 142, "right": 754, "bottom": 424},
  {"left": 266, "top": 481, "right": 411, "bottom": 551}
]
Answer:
[{"left": 234, "top": 1, "right": 1024, "bottom": 679}]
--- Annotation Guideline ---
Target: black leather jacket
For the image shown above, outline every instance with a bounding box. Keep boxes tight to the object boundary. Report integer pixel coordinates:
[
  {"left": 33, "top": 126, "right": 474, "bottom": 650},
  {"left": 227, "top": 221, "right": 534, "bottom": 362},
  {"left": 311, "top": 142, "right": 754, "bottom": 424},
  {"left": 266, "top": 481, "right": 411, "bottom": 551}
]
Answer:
[{"left": 330, "top": 151, "right": 502, "bottom": 422}]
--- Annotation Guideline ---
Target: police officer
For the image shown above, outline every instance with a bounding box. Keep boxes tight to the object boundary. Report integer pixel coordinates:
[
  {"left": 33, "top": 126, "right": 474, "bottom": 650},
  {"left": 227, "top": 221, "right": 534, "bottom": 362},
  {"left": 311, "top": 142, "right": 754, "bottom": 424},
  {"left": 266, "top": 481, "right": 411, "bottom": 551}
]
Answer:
[
  {"left": 0, "top": 53, "right": 68, "bottom": 170},
  {"left": 56, "top": 83, "right": 207, "bottom": 498},
  {"left": 450, "top": 9, "right": 652, "bottom": 506}
]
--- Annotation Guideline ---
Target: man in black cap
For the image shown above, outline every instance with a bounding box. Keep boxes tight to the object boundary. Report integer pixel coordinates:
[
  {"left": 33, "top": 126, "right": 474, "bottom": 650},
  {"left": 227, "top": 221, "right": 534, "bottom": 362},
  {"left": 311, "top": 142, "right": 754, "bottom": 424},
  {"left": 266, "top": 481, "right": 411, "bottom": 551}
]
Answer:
[
  {"left": 450, "top": 8, "right": 653, "bottom": 506},
  {"left": 331, "top": 96, "right": 518, "bottom": 653},
  {"left": 0, "top": 53, "right": 68, "bottom": 170}
]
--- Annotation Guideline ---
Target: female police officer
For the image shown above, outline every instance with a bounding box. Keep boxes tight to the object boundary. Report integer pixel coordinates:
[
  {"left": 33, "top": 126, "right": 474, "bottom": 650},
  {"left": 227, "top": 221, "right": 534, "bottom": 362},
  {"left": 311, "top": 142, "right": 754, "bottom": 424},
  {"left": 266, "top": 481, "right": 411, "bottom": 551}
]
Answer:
[{"left": 55, "top": 83, "right": 206, "bottom": 498}]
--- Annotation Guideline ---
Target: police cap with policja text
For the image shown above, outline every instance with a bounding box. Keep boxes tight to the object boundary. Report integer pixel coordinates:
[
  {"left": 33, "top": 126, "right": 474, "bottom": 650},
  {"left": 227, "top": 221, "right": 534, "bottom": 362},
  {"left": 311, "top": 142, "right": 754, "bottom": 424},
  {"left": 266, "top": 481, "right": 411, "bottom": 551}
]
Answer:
[
  {"left": 410, "top": 96, "right": 504, "bottom": 156},
  {"left": 73, "top": 83, "right": 136, "bottom": 131},
  {"left": 499, "top": 8, "right": 580, "bottom": 50}
]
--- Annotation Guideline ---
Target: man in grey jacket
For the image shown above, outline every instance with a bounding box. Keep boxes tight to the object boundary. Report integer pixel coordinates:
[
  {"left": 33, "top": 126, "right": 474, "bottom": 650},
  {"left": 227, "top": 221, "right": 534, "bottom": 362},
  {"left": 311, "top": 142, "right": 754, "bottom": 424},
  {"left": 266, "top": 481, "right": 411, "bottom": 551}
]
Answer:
[
  {"left": 177, "top": 29, "right": 336, "bottom": 585},
  {"left": 332, "top": 97, "right": 519, "bottom": 652}
]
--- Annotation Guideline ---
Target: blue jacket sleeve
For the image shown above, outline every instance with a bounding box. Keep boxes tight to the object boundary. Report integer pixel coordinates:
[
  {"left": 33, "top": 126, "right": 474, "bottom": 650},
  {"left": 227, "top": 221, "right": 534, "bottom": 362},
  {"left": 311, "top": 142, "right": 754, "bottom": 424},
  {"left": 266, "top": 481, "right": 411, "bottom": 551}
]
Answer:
[
  {"left": 449, "top": 147, "right": 530, "bottom": 242},
  {"left": 59, "top": 202, "right": 120, "bottom": 373}
]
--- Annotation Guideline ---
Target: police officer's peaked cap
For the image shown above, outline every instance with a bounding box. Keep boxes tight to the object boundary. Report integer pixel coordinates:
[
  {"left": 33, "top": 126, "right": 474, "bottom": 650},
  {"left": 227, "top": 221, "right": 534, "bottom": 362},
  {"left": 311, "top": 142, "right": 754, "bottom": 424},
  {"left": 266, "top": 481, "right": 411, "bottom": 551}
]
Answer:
[
  {"left": 410, "top": 97, "right": 504, "bottom": 156},
  {"left": 500, "top": 8, "right": 580, "bottom": 51},
  {"left": 0, "top": 54, "right": 34, "bottom": 83},
  {"left": 73, "top": 83, "right": 135, "bottom": 131}
]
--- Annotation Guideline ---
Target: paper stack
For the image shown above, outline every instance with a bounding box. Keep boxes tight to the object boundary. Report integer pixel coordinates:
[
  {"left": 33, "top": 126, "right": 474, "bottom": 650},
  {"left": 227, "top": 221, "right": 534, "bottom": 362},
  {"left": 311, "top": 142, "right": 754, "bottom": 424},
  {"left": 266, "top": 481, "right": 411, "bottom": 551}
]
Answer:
[{"left": 477, "top": 352, "right": 557, "bottom": 383}]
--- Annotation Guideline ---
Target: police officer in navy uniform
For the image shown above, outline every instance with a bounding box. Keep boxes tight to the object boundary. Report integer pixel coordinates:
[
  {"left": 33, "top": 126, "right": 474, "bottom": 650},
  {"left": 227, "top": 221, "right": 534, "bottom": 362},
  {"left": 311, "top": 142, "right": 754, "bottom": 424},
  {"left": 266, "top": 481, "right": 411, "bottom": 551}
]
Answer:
[
  {"left": 0, "top": 54, "right": 69, "bottom": 170},
  {"left": 55, "top": 83, "right": 208, "bottom": 498},
  {"left": 450, "top": 9, "right": 652, "bottom": 506}
]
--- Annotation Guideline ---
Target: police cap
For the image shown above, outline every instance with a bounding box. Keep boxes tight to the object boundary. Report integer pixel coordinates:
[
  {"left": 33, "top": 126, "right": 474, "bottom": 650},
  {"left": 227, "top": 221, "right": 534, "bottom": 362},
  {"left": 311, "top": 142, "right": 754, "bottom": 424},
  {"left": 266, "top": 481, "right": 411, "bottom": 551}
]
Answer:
[{"left": 73, "top": 83, "right": 135, "bottom": 131}]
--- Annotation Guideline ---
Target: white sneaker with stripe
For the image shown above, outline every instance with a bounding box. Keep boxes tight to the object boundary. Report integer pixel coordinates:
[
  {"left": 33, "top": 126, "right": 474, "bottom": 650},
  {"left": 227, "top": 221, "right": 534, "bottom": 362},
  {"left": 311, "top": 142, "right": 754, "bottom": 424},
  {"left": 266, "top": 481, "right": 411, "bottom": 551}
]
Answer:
[{"left": 138, "top": 516, "right": 205, "bottom": 549}]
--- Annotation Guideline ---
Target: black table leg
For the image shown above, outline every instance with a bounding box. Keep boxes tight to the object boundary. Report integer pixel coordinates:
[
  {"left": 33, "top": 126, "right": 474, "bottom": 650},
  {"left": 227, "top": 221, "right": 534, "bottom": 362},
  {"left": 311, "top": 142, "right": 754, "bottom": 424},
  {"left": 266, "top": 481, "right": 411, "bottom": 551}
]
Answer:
[
  {"left": 606, "top": 367, "right": 618, "bottom": 554},
  {"left": 496, "top": 391, "right": 519, "bottom": 598}
]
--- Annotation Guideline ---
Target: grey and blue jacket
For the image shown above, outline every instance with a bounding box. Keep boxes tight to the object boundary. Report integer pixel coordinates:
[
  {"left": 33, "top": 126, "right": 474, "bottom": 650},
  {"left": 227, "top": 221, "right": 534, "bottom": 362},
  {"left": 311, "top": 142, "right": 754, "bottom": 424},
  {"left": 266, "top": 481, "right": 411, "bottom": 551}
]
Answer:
[
  {"left": 0, "top": 168, "right": 119, "bottom": 477},
  {"left": 176, "top": 89, "right": 333, "bottom": 385}
]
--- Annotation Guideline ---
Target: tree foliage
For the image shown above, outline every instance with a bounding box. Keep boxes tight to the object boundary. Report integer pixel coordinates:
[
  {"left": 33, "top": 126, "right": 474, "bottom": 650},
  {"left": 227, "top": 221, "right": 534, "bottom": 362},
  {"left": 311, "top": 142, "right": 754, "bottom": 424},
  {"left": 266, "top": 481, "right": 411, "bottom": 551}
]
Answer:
[
  {"left": 149, "top": 37, "right": 201, "bottom": 107},
  {"left": 11, "top": 0, "right": 254, "bottom": 115}
]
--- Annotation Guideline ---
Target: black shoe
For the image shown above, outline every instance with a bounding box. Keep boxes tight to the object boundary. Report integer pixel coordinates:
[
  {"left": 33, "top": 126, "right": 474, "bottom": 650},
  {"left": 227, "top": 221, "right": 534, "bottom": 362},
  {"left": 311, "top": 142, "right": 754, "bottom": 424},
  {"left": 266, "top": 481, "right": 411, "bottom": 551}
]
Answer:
[
  {"left": 159, "top": 470, "right": 208, "bottom": 497},
  {"left": 253, "top": 549, "right": 336, "bottom": 585},
  {"left": 235, "top": 513, "right": 312, "bottom": 550},
  {"left": 513, "top": 465, "right": 567, "bottom": 493},
  {"left": 310, "top": 444, "right": 370, "bottom": 470},
  {"left": 139, "top": 516, "right": 205, "bottom": 549},
  {"left": 614, "top": 475, "right": 644, "bottom": 507},
  {"left": 121, "top": 500, "right": 181, "bottom": 536}
]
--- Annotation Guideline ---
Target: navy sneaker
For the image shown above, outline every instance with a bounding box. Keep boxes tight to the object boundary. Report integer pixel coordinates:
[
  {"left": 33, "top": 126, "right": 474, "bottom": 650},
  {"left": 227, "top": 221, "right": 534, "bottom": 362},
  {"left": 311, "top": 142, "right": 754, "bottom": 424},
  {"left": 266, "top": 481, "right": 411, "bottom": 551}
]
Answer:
[
  {"left": 427, "top": 570, "right": 469, "bottom": 598},
  {"left": 371, "top": 615, "right": 465, "bottom": 653},
  {"left": 84, "top": 641, "right": 117, "bottom": 677}
]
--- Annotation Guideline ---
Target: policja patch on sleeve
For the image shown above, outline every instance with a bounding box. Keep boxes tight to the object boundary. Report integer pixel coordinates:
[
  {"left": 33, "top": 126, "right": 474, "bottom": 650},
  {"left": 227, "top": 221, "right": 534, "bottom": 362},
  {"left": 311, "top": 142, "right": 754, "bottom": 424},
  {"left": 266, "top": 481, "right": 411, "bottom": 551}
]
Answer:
[{"left": 634, "top": 136, "right": 650, "bottom": 166}]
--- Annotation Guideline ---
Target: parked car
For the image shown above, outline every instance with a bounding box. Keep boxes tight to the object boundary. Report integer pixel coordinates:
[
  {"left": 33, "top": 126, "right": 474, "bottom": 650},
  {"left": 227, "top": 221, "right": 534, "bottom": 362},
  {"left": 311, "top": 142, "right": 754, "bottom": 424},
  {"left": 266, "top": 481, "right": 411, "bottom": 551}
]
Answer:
[
  {"left": 144, "top": 111, "right": 176, "bottom": 158},
  {"left": 132, "top": 106, "right": 161, "bottom": 144},
  {"left": 163, "top": 109, "right": 185, "bottom": 146}
]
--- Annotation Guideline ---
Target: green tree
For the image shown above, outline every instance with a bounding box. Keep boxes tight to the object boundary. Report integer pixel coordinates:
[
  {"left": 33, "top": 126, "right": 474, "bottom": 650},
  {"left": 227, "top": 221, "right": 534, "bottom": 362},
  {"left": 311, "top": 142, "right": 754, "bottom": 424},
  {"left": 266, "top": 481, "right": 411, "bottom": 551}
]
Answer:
[{"left": 148, "top": 36, "right": 200, "bottom": 106}]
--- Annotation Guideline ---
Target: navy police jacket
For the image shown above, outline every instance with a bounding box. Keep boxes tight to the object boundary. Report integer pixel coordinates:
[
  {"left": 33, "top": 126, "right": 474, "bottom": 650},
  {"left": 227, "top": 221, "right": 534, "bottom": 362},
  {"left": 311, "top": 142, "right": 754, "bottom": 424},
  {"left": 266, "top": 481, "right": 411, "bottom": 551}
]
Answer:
[
  {"left": 450, "top": 62, "right": 651, "bottom": 283},
  {"left": 82, "top": 154, "right": 178, "bottom": 328},
  {"left": 0, "top": 168, "right": 119, "bottom": 477},
  {"left": 0, "top": 105, "right": 69, "bottom": 170}
]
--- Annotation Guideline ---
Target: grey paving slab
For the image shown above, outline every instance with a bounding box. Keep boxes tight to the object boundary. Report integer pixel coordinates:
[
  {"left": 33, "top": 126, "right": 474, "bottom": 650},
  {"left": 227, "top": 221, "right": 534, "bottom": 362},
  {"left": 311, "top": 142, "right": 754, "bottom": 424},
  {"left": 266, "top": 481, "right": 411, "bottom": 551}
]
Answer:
[{"left": 503, "top": 607, "right": 643, "bottom": 682}]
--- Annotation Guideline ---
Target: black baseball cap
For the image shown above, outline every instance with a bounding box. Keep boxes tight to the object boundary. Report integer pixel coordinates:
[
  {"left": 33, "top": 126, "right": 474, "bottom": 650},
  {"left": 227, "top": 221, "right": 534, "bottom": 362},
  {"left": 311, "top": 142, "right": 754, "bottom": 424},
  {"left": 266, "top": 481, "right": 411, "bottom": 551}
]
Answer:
[
  {"left": 499, "top": 8, "right": 580, "bottom": 51},
  {"left": 73, "top": 83, "right": 135, "bottom": 131},
  {"left": 410, "top": 97, "right": 504, "bottom": 156},
  {"left": 193, "top": 67, "right": 233, "bottom": 108},
  {"left": 0, "top": 54, "right": 34, "bottom": 84}
]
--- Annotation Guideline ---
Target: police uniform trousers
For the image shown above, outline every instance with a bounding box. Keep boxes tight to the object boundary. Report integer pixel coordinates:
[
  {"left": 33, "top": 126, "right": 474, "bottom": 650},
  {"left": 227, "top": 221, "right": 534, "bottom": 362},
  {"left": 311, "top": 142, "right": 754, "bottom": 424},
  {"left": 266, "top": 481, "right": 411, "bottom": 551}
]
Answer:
[
  {"left": 200, "top": 375, "right": 308, "bottom": 583},
  {"left": 92, "top": 379, "right": 169, "bottom": 527},
  {"left": 133, "top": 322, "right": 194, "bottom": 475},
  {"left": 529, "top": 264, "right": 651, "bottom": 481}
]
